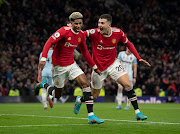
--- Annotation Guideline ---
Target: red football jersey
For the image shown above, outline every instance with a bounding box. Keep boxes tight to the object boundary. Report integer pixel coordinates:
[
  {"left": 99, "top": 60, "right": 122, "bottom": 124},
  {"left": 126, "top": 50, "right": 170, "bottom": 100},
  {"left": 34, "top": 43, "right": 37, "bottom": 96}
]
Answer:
[
  {"left": 41, "top": 26, "right": 95, "bottom": 67},
  {"left": 85, "top": 27, "right": 141, "bottom": 71}
]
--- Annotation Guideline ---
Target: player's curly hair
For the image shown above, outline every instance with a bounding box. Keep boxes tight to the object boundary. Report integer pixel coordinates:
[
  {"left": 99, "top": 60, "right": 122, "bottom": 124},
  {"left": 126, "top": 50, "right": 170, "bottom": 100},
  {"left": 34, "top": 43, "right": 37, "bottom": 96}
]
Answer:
[{"left": 69, "top": 12, "right": 83, "bottom": 21}]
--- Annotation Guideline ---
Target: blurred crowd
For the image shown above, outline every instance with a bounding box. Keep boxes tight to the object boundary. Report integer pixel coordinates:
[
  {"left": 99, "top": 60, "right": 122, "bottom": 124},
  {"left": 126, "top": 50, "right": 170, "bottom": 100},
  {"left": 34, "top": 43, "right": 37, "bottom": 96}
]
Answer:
[{"left": 0, "top": 0, "right": 179, "bottom": 97}]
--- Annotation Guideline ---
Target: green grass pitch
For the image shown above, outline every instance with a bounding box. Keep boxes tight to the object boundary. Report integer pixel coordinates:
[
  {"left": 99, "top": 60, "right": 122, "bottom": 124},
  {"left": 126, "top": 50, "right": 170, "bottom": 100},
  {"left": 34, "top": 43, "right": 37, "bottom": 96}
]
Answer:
[{"left": 0, "top": 103, "right": 180, "bottom": 134}]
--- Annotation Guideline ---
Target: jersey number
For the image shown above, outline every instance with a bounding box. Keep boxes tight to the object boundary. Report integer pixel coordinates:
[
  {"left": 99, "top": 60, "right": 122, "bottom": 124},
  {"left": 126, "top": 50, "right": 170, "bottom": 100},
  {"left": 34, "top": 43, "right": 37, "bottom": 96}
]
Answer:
[{"left": 116, "top": 65, "right": 124, "bottom": 72}]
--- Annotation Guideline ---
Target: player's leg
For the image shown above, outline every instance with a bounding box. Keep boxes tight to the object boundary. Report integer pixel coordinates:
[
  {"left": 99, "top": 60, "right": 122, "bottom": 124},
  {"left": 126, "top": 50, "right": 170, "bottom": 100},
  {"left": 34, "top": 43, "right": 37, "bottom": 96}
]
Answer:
[
  {"left": 117, "top": 74, "right": 147, "bottom": 120},
  {"left": 91, "top": 88, "right": 101, "bottom": 99},
  {"left": 90, "top": 70, "right": 106, "bottom": 99},
  {"left": 74, "top": 74, "right": 104, "bottom": 124},
  {"left": 116, "top": 84, "right": 123, "bottom": 109},
  {"left": 71, "top": 63, "right": 104, "bottom": 124},
  {"left": 36, "top": 65, "right": 66, "bottom": 103},
  {"left": 124, "top": 80, "right": 133, "bottom": 110},
  {"left": 46, "top": 76, "right": 54, "bottom": 108},
  {"left": 39, "top": 77, "right": 48, "bottom": 110},
  {"left": 124, "top": 97, "right": 130, "bottom": 110},
  {"left": 109, "top": 60, "right": 147, "bottom": 120}
]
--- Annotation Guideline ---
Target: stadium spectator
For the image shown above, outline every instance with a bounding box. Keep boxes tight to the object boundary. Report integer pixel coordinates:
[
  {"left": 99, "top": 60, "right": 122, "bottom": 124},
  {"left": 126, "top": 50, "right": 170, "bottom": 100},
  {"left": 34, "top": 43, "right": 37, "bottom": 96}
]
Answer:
[{"left": 0, "top": 0, "right": 179, "bottom": 98}]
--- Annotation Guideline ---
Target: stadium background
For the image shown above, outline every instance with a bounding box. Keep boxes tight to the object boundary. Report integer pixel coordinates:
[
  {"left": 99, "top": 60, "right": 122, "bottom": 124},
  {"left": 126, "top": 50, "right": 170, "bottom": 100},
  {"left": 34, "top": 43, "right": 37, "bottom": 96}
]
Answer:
[{"left": 0, "top": 0, "right": 179, "bottom": 102}]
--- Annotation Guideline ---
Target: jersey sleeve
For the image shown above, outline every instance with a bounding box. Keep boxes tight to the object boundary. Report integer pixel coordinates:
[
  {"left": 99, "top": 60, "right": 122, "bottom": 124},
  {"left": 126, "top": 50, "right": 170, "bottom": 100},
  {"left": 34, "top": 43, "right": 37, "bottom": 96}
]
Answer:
[
  {"left": 78, "top": 34, "right": 96, "bottom": 68},
  {"left": 41, "top": 27, "right": 66, "bottom": 61},
  {"left": 83, "top": 30, "right": 88, "bottom": 37},
  {"left": 119, "top": 29, "right": 141, "bottom": 60},
  {"left": 85, "top": 29, "right": 96, "bottom": 39}
]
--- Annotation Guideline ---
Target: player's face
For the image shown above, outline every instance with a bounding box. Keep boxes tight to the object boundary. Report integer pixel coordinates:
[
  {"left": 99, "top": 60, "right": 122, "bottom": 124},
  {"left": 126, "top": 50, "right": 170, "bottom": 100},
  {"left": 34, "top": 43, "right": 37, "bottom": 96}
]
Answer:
[
  {"left": 126, "top": 47, "right": 131, "bottom": 55},
  {"left": 71, "top": 19, "right": 83, "bottom": 32},
  {"left": 98, "top": 18, "right": 111, "bottom": 35}
]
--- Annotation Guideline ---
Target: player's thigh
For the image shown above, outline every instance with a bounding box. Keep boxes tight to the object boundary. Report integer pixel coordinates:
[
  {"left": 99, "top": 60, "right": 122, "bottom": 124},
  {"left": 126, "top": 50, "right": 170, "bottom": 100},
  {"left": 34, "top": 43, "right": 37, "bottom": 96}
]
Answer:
[
  {"left": 117, "top": 73, "right": 131, "bottom": 88},
  {"left": 91, "top": 70, "right": 107, "bottom": 90},
  {"left": 74, "top": 73, "right": 90, "bottom": 88},
  {"left": 108, "top": 59, "right": 127, "bottom": 81},
  {"left": 91, "top": 88, "right": 101, "bottom": 97},
  {"left": 53, "top": 66, "right": 67, "bottom": 88}
]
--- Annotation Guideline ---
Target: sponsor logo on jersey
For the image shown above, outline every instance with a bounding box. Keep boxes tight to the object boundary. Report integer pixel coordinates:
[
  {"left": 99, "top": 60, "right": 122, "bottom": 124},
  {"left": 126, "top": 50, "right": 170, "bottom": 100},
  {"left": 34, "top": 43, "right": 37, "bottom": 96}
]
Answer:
[
  {"left": 97, "top": 45, "right": 115, "bottom": 50},
  {"left": 52, "top": 32, "right": 60, "bottom": 40},
  {"left": 89, "top": 29, "right": 95, "bottom": 34},
  {"left": 112, "top": 38, "right": 116, "bottom": 44},
  {"left": 78, "top": 37, "right": 81, "bottom": 42},
  {"left": 64, "top": 42, "right": 77, "bottom": 47}
]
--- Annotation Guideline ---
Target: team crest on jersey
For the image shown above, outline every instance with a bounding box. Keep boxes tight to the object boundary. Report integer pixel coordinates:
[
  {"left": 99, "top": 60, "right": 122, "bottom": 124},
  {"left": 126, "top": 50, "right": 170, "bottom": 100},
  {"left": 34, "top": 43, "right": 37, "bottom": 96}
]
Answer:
[
  {"left": 55, "top": 81, "right": 59, "bottom": 86},
  {"left": 89, "top": 29, "right": 95, "bottom": 34},
  {"left": 78, "top": 37, "right": 81, "bottom": 42},
  {"left": 112, "top": 38, "right": 116, "bottom": 44}
]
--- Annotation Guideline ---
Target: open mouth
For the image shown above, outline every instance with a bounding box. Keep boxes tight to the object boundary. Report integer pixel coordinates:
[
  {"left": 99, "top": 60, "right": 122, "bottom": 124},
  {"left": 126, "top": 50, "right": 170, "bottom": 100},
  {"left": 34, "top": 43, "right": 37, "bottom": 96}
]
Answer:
[{"left": 100, "top": 27, "right": 103, "bottom": 31}]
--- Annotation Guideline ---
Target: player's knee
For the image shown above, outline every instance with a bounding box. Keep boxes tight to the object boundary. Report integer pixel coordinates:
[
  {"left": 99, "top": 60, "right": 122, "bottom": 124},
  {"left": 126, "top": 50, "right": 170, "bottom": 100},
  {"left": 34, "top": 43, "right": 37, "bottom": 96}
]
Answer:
[
  {"left": 92, "top": 91, "right": 100, "bottom": 99},
  {"left": 126, "top": 89, "right": 136, "bottom": 100},
  {"left": 124, "top": 84, "right": 132, "bottom": 91},
  {"left": 93, "top": 94, "right": 98, "bottom": 99},
  {"left": 81, "top": 81, "right": 90, "bottom": 89}
]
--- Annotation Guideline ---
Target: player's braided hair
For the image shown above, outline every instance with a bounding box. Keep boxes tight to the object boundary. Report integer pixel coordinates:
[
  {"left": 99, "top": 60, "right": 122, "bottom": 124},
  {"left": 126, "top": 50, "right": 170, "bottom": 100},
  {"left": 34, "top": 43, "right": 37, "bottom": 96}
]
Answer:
[{"left": 69, "top": 12, "right": 83, "bottom": 21}]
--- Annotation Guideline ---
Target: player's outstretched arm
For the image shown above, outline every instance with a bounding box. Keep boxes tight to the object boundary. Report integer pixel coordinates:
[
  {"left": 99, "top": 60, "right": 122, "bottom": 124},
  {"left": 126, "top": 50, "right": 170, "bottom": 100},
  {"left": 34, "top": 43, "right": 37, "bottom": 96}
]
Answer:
[
  {"left": 139, "top": 59, "right": 151, "bottom": 67},
  {"left": 37, "top": 61, "right": 46, "bottom": 82}
]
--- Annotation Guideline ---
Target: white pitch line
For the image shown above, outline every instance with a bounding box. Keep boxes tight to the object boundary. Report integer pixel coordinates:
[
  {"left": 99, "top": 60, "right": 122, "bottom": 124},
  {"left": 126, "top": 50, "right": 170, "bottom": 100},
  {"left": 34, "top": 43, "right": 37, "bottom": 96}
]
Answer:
[
  {"left": 0, "top": 124, "right": 89, "bottom": 128},
  {"left": 1, "top": 114, "right": 180, "bottom": 125}
]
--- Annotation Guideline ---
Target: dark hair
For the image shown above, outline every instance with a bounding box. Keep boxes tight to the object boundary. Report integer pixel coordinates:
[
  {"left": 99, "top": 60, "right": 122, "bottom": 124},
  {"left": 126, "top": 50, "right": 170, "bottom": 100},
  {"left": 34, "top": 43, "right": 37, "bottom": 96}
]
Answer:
[{"left": 99, "top": 14, "right": 112, "bottom": 24}]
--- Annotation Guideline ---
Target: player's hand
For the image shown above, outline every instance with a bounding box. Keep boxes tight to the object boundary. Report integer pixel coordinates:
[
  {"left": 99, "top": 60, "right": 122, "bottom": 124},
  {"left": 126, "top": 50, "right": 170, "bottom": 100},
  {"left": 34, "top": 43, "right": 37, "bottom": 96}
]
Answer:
[
  {"left": 95, "top": 68, "right": 102, "bottom": 75},
  {"left": 133, "top": 78, "right": 136, "bottom": 86},
  {"left": 139, "top": 59, "right": 151, "bottom": 67}
]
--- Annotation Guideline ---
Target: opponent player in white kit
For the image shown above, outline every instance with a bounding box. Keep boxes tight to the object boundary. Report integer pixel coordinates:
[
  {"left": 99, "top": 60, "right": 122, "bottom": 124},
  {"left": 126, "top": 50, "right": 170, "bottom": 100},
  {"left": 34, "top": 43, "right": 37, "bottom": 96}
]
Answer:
[
  {"left": 74, "top": 14, "right": 151, "bottom": 120},
  {"left": 116, "top": 47, "right": 137, "bottom": 110},
  {"left": 37, "top": 47, "right": 54, "bottom": 110},
  {"left": 36, "top": 12, "right": 104, "bottom": 124}
]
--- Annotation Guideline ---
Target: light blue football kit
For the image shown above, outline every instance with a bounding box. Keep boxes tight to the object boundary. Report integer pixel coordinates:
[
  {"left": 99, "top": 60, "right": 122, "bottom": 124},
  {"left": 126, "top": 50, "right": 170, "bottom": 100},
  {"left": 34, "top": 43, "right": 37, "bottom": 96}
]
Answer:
[
  {"left": 117, "top": 51, "right": 137, "bottom": 87},
  {"left": 39, "top": 49, "right": 54, "bottom": 86}
]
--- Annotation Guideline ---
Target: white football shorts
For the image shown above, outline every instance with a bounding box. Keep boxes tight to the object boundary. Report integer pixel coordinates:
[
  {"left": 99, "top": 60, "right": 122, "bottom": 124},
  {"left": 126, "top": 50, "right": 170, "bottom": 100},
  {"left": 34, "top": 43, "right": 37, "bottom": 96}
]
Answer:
[
  {"left": 53, "top": 62, "right": 84, "bottom": 88},
  {"left": 91, "top": 59, "right": 127, "bottom": 89}
]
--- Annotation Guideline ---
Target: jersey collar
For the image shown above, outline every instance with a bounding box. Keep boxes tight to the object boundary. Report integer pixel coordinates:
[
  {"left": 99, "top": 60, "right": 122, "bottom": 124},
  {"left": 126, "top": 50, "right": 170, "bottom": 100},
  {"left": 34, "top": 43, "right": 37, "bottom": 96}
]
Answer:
[{"left": 71, "top": 28, "right": 80, "bottom": 34}]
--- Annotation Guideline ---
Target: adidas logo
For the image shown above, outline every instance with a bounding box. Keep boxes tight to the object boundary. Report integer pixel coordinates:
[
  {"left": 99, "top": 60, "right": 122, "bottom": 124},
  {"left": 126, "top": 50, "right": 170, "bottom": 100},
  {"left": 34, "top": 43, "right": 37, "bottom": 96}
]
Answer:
[
  {"left": 99, "top": 40, "right": 103, "bottom": 43},
  {"left": 68, "top": 37, "right": 71, "bottom": 40}
]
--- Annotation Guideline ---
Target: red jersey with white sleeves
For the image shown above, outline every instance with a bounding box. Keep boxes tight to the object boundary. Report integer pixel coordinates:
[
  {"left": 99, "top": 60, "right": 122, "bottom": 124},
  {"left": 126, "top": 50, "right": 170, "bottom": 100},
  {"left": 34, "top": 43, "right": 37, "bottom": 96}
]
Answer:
[
  {"left": 41, "top": 26, "right": 95, "bottom": 67},
  {"left": 85, "top": 27, "right": 141, "bottom": 71}
]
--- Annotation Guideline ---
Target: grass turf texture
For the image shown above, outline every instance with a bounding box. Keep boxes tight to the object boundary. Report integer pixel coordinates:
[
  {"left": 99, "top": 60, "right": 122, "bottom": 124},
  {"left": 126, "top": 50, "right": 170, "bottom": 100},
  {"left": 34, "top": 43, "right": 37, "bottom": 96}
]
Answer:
[{"left": 0, "top": 103, "right": 180, "bottom": 134}]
